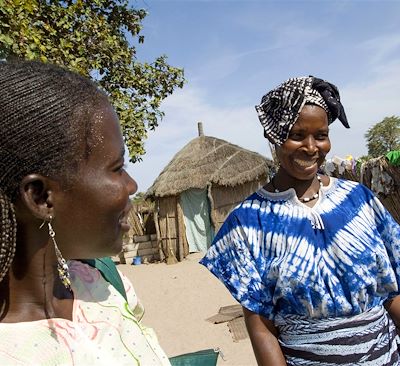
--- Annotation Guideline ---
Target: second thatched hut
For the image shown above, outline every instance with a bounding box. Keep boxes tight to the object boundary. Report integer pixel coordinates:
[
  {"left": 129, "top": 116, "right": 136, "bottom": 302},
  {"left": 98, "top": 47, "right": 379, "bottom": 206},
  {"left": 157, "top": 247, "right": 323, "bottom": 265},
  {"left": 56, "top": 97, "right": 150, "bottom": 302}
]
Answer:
[{"left": 146, "top": 123, "right": 274, "bottom": 262}]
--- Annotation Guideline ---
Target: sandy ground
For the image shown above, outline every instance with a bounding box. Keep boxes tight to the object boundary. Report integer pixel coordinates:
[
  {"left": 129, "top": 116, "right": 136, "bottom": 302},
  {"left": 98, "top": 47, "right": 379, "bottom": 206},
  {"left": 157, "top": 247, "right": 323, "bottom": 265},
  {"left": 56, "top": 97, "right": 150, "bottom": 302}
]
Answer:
[{"left": 118, "top": 252, "right": 257, "bottom": 366}]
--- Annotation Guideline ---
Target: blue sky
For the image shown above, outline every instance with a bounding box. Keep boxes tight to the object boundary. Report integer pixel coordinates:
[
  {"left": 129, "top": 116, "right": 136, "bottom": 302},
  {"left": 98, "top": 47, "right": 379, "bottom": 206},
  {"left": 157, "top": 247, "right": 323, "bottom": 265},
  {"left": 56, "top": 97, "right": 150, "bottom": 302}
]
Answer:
[{"left": 126, "top": 0, "right": 400, "bottom": 192}]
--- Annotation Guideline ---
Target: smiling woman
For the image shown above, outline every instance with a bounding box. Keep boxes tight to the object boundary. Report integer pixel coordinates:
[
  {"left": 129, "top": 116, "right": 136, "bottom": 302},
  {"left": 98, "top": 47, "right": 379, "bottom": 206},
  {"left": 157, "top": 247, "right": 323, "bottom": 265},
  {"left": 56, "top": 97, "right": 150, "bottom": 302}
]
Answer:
[
  {"left": 201, "top": 76, "right": 400, "bottom": 365},
  {"left": 274, "top": 104, "right": 331, "bottom": 188},
  {"left": 0, "top": 61, "right": 170, "bottom": 365},
  {"left": 52, "top": 102, "right": 137, "bottom": 259}
]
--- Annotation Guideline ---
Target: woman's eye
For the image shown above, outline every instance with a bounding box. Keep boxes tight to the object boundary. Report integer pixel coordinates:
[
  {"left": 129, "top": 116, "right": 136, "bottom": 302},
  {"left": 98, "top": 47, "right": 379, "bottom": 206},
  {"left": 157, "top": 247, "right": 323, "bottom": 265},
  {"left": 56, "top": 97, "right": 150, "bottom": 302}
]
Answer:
[
  {"left": 114, "top": 163, "right": 126, "bottom": 173},
  {"left": 289, "top": 133, "right": 303, "bottom": 140}
]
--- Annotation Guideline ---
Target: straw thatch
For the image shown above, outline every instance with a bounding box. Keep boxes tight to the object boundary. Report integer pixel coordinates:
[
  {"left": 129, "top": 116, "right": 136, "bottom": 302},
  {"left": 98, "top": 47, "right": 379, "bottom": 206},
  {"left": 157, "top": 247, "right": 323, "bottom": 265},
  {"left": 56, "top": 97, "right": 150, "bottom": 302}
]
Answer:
[
  {"left": 145, "top": 134, "right": 274, "bottom": 262},
  {"left": 146, "top": 135, "right": 274, "bottom": 198}
]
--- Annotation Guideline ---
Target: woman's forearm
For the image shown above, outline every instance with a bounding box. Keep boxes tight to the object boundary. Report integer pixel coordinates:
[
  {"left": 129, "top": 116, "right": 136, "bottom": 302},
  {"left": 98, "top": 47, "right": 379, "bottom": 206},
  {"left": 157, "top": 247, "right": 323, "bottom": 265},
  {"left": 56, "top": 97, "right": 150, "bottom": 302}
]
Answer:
[
  {"left": 242, "top": 307, "right": 287, "bottom": 366},
  {"left": 249, "top": 327, "right": 287, "bottom": 365},
  {"left": 385, "top": 295, "right": 400, "bottom": 328}
]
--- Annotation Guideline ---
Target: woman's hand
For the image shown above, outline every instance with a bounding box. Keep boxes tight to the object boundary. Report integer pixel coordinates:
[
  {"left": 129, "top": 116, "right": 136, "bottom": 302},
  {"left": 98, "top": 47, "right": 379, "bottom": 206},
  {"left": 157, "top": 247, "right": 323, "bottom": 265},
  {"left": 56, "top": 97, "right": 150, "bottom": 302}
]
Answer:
[
  {"left": 242, "top": 307, "right": 287, "bottom": 366},
  {"left": 385, "top": 295, "right": 400, "bottom": 330}
]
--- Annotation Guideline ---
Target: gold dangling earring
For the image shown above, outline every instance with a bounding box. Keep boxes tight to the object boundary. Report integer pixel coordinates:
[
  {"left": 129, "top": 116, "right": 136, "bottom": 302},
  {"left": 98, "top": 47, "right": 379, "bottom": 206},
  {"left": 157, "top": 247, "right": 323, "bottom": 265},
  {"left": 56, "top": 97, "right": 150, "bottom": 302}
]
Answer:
[{"left": 46, "top": 216, "right": 71, "bottom": 291}]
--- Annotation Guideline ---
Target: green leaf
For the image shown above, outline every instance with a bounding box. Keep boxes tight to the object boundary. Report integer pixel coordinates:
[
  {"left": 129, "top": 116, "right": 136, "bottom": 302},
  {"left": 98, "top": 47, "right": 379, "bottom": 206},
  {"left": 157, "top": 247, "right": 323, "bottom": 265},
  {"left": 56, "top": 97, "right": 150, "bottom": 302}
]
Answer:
[{"left": 365, "top": 116, "right": 400, "bottom": 157}]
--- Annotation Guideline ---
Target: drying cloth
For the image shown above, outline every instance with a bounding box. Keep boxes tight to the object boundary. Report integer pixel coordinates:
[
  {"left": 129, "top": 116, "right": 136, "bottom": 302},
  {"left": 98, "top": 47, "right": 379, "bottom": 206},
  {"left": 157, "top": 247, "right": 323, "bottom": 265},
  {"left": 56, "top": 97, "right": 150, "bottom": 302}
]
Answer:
[
  {"left": 180, "top": 189, "right": 214, "bottom": 253},
  {"left": 386, "top": 150, "right": 400, "bottom": 166}
]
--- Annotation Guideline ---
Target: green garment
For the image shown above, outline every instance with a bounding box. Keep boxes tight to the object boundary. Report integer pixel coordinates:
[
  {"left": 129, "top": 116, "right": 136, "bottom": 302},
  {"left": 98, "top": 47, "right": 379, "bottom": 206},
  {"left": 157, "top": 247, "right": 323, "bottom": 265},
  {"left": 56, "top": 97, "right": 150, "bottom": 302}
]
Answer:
[{"left": 386, "top": 150, "right": 400, "bottom": 166}]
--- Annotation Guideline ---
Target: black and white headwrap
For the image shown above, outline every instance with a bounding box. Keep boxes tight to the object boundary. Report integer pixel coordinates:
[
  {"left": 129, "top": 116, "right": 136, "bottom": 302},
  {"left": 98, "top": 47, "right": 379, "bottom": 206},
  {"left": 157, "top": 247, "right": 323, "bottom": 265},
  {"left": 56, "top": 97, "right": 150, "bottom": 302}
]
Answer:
[{"left": 255, "top": 76, "right": 349, "bottom": 145}]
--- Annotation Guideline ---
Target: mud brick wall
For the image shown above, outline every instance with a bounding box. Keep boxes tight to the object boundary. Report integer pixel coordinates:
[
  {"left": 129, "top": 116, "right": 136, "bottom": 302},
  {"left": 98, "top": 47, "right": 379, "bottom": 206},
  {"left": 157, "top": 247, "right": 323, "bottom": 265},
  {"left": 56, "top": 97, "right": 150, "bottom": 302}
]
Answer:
[{"left": 119, "top": 234, "right": 159, "bottom": 264}]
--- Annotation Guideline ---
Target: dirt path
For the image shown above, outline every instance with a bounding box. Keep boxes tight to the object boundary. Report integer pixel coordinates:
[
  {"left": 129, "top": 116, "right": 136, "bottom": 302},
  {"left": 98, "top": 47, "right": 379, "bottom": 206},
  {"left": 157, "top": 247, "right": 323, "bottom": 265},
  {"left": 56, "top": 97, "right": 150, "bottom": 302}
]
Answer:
[{"left": 118, "top": 252, "right": 257, "bottom": 366}]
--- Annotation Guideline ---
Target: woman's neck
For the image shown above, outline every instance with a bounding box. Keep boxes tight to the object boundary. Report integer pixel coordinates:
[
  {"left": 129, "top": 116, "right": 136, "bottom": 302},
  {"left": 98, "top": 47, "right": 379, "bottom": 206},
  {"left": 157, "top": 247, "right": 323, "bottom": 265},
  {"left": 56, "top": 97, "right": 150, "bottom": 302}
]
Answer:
[
  {"left": 0, "top": 240, "right": 73, "bottom": 323},
  {"left": 273, "top": 169, "right": 317, "bottom": 196}
]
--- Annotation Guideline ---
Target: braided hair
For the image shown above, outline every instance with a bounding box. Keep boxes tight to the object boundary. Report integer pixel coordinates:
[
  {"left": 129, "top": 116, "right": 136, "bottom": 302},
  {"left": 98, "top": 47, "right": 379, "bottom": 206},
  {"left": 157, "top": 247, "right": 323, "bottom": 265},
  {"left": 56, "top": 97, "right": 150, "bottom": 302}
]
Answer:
[{"left": 0, "top": 60, "right": 107, "bottom": 283}]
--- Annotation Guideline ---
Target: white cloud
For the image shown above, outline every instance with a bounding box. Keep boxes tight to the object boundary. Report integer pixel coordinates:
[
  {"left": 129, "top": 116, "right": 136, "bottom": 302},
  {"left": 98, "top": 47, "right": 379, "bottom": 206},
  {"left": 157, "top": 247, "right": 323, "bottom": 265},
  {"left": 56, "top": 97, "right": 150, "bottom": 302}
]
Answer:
[
  {"left": 360, "top": 33, "right": 400, "bottom": 66},
  {"left": 191, "top": 17, "right": 330, "bottom": 83}
]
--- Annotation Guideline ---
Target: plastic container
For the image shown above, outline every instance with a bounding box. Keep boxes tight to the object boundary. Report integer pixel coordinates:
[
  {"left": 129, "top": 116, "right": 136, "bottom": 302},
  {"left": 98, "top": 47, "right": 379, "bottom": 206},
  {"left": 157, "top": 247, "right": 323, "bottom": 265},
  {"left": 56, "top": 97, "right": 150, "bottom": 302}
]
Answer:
[{"left": 132, "top": 256, "right": 142, "bottom": 265}]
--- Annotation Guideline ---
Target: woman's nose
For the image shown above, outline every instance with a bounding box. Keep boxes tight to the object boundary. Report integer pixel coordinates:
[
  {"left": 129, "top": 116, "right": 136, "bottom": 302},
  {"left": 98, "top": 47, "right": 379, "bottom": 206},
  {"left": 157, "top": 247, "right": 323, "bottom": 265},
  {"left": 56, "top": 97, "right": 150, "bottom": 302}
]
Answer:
[
  {"left": 304, "top": 136, "right": 318, "bottom": 154},
  {"left": 126, "top": 173, "right": 138, "bottom": 195}
]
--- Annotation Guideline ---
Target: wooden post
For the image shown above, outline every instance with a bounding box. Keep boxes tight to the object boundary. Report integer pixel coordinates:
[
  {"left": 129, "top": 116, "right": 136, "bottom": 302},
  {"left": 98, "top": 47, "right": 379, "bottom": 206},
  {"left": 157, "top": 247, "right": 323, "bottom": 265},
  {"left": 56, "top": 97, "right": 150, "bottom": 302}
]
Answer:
[
  {"left": 176, "top": 198, "right": 188, "bottom": 260},
  {"left": 166, "top": 213, "right": 178, "bottom": 265},
  {"left": 198, "top": 121, "right": 204, "bottom": 137},
  {"left": 153, "top": 210, "right": 165, "bottom": 261}
]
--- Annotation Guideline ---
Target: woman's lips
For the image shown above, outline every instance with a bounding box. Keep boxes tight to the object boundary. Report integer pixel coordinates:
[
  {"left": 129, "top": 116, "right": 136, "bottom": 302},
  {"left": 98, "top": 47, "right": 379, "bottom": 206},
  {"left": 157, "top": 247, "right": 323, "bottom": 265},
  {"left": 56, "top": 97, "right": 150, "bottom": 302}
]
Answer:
[
  {"left": 119, "top": 221, "right": 131, "bottom": 232},
  {"left": 119, "top": 202, "right": 132, "bottom": 232},
  {"left": 293, "top": 158, "right": 318, "bottom": 168}
]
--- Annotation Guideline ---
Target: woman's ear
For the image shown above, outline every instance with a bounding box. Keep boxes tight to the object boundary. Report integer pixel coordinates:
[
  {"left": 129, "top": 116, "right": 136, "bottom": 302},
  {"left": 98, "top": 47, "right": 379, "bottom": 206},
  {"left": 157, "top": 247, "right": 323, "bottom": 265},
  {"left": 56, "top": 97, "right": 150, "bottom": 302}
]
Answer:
[{"left": 18, "top": 174, "right": 57, "bottom": 220}]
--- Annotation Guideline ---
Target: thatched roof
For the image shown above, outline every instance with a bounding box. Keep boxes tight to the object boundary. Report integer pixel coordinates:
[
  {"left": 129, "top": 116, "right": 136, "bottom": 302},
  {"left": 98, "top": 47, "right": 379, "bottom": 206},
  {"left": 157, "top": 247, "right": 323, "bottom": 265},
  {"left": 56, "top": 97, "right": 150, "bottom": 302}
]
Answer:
[{"left": 146, "top": 135, "right": 274, "bottom": 198}]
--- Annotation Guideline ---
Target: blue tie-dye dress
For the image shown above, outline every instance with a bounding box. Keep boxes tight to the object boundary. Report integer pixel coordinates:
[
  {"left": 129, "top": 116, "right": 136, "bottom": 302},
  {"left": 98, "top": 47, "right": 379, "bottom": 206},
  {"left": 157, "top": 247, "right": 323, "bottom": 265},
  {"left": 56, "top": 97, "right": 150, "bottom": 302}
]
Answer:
[{"left": 200, "top": 178, "right": 400, "bottom": 320}]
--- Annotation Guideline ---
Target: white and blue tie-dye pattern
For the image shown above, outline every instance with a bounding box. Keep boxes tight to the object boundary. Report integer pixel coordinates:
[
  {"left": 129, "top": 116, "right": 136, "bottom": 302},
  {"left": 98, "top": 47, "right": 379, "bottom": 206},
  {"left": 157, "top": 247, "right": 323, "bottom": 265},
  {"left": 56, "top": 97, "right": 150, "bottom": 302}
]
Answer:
[{"left": 200, "top": 178, "right": 400, "bottom": 321}]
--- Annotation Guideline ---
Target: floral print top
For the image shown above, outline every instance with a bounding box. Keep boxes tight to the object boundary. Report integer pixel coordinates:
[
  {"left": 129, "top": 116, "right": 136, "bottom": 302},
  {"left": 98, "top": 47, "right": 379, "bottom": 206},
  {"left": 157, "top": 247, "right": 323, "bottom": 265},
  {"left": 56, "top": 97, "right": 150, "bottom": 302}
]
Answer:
[{"left": 0, "top": 260, "right": 170, "bottom": 365}]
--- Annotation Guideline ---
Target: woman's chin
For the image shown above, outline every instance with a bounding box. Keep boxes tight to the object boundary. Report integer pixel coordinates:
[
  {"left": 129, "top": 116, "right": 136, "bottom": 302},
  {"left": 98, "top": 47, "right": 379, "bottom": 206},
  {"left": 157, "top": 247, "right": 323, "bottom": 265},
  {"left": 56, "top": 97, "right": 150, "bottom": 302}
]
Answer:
[
  {"left": 88, "top": 241, "right": 124, "bottom": 259},
  {"left": 110, "top": 239, "right": 124, "bottom": 256},
  {"left": 292, "top": 165, "right": 318, "bottom": 180}
]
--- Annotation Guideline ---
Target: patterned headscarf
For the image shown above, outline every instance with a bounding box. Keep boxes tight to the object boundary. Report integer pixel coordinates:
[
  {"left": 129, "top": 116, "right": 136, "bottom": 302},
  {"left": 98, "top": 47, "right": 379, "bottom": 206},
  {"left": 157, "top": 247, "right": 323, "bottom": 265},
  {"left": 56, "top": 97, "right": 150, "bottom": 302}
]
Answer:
[{"left": 255, "top": 76, "right": 349, "bottom": 145}]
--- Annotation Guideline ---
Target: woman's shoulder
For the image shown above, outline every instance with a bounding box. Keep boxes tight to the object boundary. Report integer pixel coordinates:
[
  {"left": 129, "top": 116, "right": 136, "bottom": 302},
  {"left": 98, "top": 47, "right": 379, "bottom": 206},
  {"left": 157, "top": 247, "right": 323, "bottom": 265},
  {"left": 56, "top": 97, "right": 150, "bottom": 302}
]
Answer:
[
  {"left": 68, "top": 260, "right": 124, "bottom": 303},
  {"left": 325, "top": 177, "right": 374, "bottom": 198},
  {"left": 69, "top": 259, "right": 100, "bottom": 275},
  {"left": 69, "top": 260, "right": 143, "bottom": 316},
  {"left": 222, "top": 189, "right": 278, "bottom": 227},
  {"left": 322, "top": 178, "right": 385, "bottom": 220},
  {"left": 239, "top": 188, "right": 270, "bottom": 205},
  {"left": 232, "top": 187, "right": 285, "bottom": 212},
  {"left": 327, "top": 176, "right": 357, "bottom": 187}
]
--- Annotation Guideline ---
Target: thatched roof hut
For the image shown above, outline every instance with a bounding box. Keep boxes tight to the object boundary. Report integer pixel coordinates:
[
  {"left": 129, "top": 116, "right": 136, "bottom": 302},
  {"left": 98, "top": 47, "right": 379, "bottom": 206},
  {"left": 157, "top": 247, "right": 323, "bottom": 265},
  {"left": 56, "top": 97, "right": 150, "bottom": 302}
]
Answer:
[
  {"left": 147, "top": 136, "right": 271, "bottom": 197},
  {"left": 146, "top": 123, "right": 274, "bottom": 262}
]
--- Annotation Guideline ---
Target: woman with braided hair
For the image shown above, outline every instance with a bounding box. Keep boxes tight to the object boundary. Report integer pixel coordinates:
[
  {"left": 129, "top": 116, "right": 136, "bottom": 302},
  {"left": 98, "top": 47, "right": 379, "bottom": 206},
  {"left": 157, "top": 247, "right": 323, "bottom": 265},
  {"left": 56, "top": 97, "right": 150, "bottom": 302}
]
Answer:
[
  {"left": 0, "top": 60, "right": 170, "bottom": 365},
  {"left": 201, "top": 76, "right": 400, "bottom": 365}
]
